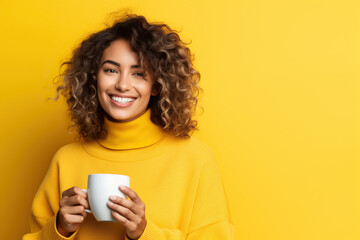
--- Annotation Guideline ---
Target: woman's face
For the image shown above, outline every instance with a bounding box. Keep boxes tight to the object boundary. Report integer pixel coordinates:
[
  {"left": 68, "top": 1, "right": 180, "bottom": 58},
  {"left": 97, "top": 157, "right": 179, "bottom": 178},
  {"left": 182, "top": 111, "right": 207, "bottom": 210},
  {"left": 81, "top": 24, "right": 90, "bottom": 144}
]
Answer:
[{"left": 97, "top": 39, "right": 155, "bottom": 122}]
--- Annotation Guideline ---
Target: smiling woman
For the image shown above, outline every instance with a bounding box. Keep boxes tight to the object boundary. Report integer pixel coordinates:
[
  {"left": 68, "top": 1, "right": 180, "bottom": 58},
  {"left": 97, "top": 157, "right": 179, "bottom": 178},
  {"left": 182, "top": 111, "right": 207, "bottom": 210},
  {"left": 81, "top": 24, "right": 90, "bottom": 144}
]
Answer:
[
  {"left": 54, "top": 14, "right": 201, "bottom": 140},
  {"left": 97, "top": 39, "right": 156, "bottom": 123},
  {"left": 22, "top": 13, "right": 233, "bottom": 240}
]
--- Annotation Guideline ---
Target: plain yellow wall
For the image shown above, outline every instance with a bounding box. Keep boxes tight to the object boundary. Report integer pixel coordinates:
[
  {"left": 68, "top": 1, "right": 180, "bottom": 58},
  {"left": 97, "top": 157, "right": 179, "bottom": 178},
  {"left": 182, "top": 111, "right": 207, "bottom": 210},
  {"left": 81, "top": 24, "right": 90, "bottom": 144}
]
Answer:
[{"left": 0, "top": 0, "right": 359, "bottom": 239}]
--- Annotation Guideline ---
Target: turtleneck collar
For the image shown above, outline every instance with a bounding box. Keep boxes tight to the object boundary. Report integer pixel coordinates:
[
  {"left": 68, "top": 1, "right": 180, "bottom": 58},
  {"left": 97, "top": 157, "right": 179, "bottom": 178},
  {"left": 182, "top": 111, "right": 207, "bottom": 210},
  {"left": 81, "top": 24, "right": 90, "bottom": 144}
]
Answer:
[{"left": 97, "top": 109, "right": 164, "bottom": 150}]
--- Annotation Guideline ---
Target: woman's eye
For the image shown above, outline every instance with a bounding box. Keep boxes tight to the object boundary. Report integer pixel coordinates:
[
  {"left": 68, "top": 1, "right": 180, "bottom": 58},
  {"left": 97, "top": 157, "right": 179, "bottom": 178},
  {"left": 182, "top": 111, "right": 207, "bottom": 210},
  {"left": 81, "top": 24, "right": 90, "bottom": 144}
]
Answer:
[
  {"left": 104, "top": 69, "right": 117, "bottom": 73},
  {"left": 133, "top": 72, "right": 144, "bottom": 77}
]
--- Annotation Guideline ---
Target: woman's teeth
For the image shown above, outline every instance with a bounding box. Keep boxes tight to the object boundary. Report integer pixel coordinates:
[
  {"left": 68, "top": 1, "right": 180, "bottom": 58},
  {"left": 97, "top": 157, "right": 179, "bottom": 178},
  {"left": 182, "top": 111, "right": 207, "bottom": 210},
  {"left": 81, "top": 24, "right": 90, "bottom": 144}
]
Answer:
[{"left": 111, "top": 96, "right": 136, "bottom": 103}]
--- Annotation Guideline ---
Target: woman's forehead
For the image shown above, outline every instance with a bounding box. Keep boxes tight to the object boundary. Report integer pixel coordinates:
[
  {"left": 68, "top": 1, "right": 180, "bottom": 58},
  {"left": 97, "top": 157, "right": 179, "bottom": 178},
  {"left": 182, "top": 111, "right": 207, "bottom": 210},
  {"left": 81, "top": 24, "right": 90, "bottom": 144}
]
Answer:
[{"left": 100, "top": 39, "right": 139, "bottom": 65}]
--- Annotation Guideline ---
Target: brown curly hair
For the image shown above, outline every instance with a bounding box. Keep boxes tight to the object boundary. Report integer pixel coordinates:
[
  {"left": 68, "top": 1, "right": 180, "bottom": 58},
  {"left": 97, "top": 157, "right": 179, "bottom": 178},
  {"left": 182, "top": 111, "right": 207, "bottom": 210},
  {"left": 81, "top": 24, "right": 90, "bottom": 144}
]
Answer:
[{"left": 55, "top": 14, "right": 201, "bottom": 140}]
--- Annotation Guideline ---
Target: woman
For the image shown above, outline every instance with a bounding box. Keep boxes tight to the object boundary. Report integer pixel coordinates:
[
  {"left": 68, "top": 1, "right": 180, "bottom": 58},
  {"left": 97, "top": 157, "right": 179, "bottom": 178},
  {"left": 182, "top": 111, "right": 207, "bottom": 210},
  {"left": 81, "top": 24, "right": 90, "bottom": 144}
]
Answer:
[{"left": 23, "top": 14, "right": 233, "bottom": 240}]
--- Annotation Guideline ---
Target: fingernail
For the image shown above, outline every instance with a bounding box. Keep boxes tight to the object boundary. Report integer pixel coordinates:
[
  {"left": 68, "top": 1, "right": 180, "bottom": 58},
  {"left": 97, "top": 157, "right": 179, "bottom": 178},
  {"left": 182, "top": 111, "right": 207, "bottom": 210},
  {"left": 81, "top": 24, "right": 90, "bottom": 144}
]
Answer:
[
  {"left": 109, "top": 196, "right": 116, "bottom": 201},
  {"left": 119, "top": 185, "right": 126, "bottom": 190},
  {"left": 107, "top": 201, "right": 113, "bottom": 206}
]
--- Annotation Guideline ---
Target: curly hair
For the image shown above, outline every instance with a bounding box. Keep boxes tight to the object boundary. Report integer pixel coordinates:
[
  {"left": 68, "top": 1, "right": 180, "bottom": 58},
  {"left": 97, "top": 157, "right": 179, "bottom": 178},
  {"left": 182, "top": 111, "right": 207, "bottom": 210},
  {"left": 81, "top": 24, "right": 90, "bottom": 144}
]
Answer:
[{"left": 55, "top": 14, "right": 201, "bottom": 141}]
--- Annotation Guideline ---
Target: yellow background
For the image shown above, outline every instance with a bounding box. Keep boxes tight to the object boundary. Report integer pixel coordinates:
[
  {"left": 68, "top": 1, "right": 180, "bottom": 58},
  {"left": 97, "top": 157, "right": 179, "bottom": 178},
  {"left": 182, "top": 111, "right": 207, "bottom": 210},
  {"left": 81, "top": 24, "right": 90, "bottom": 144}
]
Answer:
[{"left": 0, "top": 0, "right": 359, "bottom": 239}]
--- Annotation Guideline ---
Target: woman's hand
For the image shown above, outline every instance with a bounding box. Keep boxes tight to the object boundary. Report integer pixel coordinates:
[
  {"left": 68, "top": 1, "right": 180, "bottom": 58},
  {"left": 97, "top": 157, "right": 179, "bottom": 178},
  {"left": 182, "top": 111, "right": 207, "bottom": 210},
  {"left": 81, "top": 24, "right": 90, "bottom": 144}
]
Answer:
[
  {"left": 107, "top": 186, "right": 147, "bottom": 240},
  {"left": 57, "top": 186, "right": 89, "bottom": 237}
]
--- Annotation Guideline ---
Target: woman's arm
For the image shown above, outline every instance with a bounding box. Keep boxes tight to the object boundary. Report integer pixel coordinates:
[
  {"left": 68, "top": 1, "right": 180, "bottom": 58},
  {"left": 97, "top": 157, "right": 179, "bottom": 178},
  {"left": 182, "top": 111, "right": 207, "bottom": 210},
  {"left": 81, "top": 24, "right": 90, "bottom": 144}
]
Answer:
[
  {"left": 22, "top": 153, "right": 80, "bottom": 240},
  {"left": 184, "top": 155, "right": 234, "bottom": 239}
]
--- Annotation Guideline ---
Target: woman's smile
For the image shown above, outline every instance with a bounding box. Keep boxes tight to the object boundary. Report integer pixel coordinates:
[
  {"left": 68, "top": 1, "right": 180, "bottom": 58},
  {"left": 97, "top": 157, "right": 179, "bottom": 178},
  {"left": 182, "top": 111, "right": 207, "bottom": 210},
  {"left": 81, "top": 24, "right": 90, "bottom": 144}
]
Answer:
[{"left": 110, "top": 95, "right": 137, "bottom": 107}]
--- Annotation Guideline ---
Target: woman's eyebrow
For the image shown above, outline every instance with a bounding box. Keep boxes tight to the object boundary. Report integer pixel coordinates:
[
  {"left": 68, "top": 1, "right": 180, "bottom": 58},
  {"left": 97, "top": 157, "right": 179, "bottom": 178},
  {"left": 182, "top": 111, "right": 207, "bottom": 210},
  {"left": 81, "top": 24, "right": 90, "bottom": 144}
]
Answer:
[
  {"left": 101, "top": 60, "right": 142, "bottom": 69},
  {"left": 102, "top": 60, "right": 120, "bottom": 67}
]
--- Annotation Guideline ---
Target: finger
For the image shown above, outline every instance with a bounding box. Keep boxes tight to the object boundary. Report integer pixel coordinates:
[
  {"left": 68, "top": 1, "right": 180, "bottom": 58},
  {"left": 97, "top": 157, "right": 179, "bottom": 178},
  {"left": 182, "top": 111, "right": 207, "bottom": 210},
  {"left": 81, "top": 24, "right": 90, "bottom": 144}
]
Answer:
[
  {"left": 72, "top": 187, "right": 88, "bottom": 198},
  {"left": 109, "top": 196, "right": 143, "bottom": 216},
  {"left": 59, "top": 208, "right": 87, "bottom": 222},
  {"left": 62, "top": 213, "right": 85, "bottom": 224},
  {"left": 111, "top": 211, "right": 137, "bottom": 231},
  {"left": 119, "top": 186, "right": 144, "bottom": 206},
  {"left": 60, "top": 194, "right": 89, "bottom": 209},
  {"left": 62, "top": 205, "right": 87, "bottom": 218},
  {"left": 62, "top": 186, "right": 87, "bottom": 199},
  {"left": 107, "top": 201, "right": 139, "bottom": 222},
  {"left": 61, "top": 188, "right": 73, "bottom": 198}
]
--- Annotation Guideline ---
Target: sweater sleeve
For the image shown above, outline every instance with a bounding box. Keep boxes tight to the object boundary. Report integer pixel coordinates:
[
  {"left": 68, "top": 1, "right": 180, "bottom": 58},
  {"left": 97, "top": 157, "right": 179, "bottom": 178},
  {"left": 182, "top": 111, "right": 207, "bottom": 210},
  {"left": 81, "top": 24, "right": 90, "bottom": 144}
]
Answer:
[
  {"left": 186, "top": 154, "right": 234, "bottom": 239},
  {"left": 137, "top": 154, "right": 234, "bottom": 240},
  {"left": 22, "top": 153, "right": 78, "bottom": 240}
]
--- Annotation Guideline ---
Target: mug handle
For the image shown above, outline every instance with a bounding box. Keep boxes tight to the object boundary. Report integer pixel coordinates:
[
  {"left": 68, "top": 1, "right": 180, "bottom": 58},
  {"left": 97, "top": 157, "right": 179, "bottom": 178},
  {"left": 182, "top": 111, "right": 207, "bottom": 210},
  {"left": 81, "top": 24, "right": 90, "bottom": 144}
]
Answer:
[{"left": 81, "top": 189, "right": 92, "bottom": 213}]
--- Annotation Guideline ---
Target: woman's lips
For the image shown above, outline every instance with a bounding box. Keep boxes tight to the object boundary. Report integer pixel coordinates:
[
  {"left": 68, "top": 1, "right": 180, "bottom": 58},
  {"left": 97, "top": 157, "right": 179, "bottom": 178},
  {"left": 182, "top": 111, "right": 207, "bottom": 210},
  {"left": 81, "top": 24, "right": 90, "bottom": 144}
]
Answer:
[{"left": 109, "top": 95, "right": 136, "bottom": 107}]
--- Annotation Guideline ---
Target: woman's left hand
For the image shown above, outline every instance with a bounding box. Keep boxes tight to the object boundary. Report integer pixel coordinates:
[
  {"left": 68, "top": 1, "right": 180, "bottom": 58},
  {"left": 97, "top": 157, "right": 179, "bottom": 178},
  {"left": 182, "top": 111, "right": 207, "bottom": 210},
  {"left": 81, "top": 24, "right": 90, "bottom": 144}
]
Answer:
[{"left": 107, "top": 186, "right": 147, "bottom": 240}]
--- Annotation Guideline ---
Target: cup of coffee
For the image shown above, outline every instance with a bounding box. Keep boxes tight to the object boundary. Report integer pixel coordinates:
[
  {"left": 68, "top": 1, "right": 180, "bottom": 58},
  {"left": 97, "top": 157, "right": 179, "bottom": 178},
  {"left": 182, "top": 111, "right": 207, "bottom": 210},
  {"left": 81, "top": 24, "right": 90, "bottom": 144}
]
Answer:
[{"left": 82, "top": 174, "right": 130, "bottom": 221}]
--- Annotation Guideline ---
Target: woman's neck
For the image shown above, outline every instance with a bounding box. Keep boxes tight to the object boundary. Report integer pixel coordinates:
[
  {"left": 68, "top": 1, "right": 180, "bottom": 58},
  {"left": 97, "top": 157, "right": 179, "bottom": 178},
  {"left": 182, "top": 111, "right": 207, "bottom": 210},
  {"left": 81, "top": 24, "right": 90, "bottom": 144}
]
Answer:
[{"left": 97, "top": 109, "right": 164, "bottom": 150}]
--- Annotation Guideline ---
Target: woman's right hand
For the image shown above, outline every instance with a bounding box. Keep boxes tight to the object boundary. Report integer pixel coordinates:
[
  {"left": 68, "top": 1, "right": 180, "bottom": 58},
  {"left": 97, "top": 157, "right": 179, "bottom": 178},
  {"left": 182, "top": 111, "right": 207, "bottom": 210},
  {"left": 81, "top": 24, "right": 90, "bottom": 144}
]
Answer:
[{"left": 56, "top": 186, "right": 89, "bottom": 237}]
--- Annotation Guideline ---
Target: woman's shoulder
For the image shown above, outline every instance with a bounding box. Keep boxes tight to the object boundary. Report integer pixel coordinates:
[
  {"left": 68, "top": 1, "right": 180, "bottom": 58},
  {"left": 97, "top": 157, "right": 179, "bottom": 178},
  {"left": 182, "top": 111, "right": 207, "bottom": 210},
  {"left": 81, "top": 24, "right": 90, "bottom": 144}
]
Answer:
[
  {"left": 165, "top": 135, "right": 222, "bottom": 177},
  {"left": 187, "top": 136, "right": 215, "bottom": 155},
  {"left": 51, "top": 142, "right": 85, "bottom": 160},
  {"left": 162, "top": 134, "right": 216, "bottom": 162}
]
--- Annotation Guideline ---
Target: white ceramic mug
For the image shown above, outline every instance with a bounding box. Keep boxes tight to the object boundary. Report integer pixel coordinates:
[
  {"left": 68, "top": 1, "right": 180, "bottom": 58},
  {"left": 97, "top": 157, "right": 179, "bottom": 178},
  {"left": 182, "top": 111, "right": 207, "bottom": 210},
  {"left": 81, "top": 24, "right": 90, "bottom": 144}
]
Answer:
[{"left": 82, "top": 174, "right": 130, "bottom": 221}]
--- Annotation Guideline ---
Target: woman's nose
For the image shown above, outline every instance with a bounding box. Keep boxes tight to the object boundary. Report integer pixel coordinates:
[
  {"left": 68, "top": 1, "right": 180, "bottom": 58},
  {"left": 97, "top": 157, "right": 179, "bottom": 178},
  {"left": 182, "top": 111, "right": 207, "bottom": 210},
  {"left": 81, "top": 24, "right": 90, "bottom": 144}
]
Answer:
[{"left": 115, "top": 74, "right": 131, "bottom": 91}]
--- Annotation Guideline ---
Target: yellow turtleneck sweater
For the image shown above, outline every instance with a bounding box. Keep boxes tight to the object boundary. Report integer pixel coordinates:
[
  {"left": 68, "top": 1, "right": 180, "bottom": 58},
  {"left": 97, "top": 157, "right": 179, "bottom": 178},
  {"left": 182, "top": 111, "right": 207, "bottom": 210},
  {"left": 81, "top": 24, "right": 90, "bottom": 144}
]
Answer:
[{"left": 22, "top": 109, "right": 233, "bottom": 240}]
